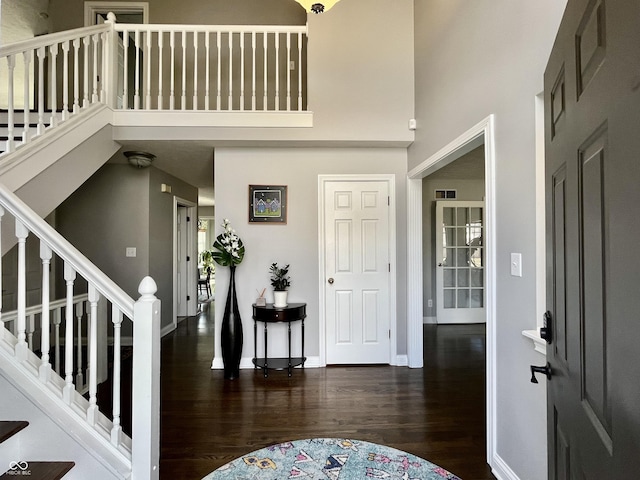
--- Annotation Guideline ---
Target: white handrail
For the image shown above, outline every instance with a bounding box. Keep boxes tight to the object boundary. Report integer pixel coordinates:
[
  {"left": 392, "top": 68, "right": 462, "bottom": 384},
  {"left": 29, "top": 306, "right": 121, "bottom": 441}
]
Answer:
[
  {"left": 115, "top": 24, "right": 306, "bottom": 34},
  {"left": 0, "top": 24, "right": 110, "bottom": 57}
]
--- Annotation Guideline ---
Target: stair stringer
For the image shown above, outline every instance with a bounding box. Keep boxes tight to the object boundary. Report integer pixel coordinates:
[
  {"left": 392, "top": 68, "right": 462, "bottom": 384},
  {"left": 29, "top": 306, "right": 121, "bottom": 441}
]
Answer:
[{"left": 0, "top": 329, "right": 132, "bottom": 480}]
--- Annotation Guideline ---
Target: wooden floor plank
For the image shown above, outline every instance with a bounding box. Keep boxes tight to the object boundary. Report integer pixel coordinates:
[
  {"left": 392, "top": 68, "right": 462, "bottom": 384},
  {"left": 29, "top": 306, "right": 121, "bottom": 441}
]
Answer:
[{"left": 159, "top": 305, "right": 495, "bottom": 480}]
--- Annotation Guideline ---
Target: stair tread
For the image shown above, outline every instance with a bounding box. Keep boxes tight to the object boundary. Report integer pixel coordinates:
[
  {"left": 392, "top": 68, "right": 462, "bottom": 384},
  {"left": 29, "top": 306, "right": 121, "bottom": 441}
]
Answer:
[
  {"left": 0, "top": 461, "right": 74, "bottom": 479},
  {"left": 0, "top": 421, "right": 28, "bottom": 443}
]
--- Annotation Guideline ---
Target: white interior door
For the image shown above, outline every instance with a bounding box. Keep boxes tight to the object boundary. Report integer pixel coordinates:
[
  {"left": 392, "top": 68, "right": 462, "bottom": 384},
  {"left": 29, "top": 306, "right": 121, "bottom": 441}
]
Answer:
[
  {"left": 435, "top": 201, "right": 485, "bottom": 324},
  {"left": 176, "top": 206, "right": 188, "bottom": 317},
  {"left": 324, "top": 180, "right": 391, "bottom": 364}
]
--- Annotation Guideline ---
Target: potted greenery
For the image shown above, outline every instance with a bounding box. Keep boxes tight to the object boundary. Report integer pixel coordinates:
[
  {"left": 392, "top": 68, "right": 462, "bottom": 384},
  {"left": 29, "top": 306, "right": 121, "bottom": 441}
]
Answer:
[
  {"left": 269, "top": 263, "right": 290, "bottom": 308},
  {"left": 199, "top": 249, "right": 216, "bottom": 274}
]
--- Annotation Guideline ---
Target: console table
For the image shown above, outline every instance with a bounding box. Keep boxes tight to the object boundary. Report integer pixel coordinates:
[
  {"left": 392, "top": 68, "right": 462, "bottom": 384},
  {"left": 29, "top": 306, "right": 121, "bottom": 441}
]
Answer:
[{"left": 252, "top": 302, "right": 306, "bottom": 377}]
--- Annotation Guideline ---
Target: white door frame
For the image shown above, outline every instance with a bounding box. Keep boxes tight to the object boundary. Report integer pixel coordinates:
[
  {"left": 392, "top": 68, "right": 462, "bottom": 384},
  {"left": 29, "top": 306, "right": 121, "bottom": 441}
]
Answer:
[
  {"left": 318, "top": 174, "right": 397, "bottom": 367},
  {"left": 173, "top": 196, "right": 197, "bottom": 329},
  {"left": 406, "top": 115, "right": 496, "bottom": 466},
  {"left": 84, "top": 1, "right": 149, "bottom": 26}
]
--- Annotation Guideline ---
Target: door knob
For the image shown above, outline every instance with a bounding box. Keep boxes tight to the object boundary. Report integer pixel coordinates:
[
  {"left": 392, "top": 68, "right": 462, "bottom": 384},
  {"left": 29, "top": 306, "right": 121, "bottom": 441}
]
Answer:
[
  {"left": 530, "top": 363, "right": 552, "bottom": 383},
  {"left": 328, "top": 278, "right": 334, "bottom": 284}
]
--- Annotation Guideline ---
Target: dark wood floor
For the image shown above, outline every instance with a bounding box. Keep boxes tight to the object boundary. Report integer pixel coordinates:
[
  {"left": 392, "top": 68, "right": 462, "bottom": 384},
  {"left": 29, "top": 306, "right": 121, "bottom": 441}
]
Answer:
[{"left": 159, "top": 305, "right": 495, "bottom": 480}]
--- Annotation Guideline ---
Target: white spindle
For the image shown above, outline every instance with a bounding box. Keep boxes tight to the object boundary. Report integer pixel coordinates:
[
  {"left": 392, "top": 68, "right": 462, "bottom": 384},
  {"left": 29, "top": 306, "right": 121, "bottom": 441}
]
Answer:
[
  {"left": 71, "top": 38, "right": 79, "bottom": 113},
  {"left": 228, "top": 32, "right": 233, "bottom": 110},
  {"left": 53, "top": 308, "right": 62, "bottom": 375},
  {"left": 92, "top": 34, "right": 100, "bottom": 103},
  {"left": 286, "top": 33, "right": 291, "bottom": 111},
  {"left": 240, "top": 33, "right": 245, "bottom": 111},
  {"left": 170, "top": 31, "right": 175, "bottom": 110},
  {"left": 298, "top": 31, "right": 303, "bottom": 111},
  {"left": 275, "top": 33, "right": 280, "bottom": 112},
  {"left": 110, "top": 307, "right": 123, "bottom": 446},
  {"left": 61, "top": 40, "right": 70, "bottom": 119},
  {"left": 87, "top": 285, "right": 100, "bottom": 425},
  {"left": 181, "top": 31, "right": 187, "bottom": 110},
  {"left": 83, "top": 36, "right": 90, "bottom": 108},
  {"left": 36, "top": 47, "right": 46, "bottom": 135},
  {"left": 0, "top": 207, "right": 4, "bottom": 339},
  {"left": 49, "top": 44, "right": 58, "bottom": 125},
  {"left": 263, "top": 32, "right": 268, "bottom": 111},
  {"left": 123, "top": 32, "right": 129, "bottom": 109},
  {"left": 39, "top": 243, "right": 52, "bottom": 382},
  {"left": 134, "top": 29, "right": 141, "bottom": 110},
  {"left": 145, "top": 30, "right": 152, "bottom": 108},
  {"left": 193, "top": 32, "right": 198, "bottom": 109},
  {"left": 100, "top": 31, "right": 107, "bottom": 103},
  {"left": 15, "top": 221, "right": 29, "bottom": 361},
  {"left": 63, "top": 263, "right": 76, "bottom": 404},
  {"left": 22, "top": 50, "right": 31, "bottom": 143},
  {"left": 205, "top": 33, "right": 210, "bottom": 110},
  {"left": 6, "top": 55, "right": 15, "bottom": 152},
  {"left": 157, "top": 33, "right": 164, "bottom": 109},
  {"left": 75, "top": 301, "right": 84, "bottom": 389},
  {"left": 27, "top": 313, "right": 36, "bottom": 350},
  {"left": 251, "top": 32, "right": 256, "bottom": 111},
  {"left": 216, "top": 31, "right": 221, "bottom": 110}
]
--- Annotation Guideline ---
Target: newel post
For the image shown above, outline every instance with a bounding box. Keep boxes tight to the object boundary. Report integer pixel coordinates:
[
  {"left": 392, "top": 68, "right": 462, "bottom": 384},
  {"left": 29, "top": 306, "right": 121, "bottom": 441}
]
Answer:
[
  {"left": 103, "top": 12, "right": 119, "bottom": 109},
  {"left": 132, "top": 276, "right": 161, "bottom": 480}
]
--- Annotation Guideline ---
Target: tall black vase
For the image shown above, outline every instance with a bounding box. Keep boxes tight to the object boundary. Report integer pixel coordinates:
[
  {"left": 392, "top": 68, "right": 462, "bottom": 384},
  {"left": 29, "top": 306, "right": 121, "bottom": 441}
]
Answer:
[{"left": 221, "top": 265, "right": 243, "bottom": 379}]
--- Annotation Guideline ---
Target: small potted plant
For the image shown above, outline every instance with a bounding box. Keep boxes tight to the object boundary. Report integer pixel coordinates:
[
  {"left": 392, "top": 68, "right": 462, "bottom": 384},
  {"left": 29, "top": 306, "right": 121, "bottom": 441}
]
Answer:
[{"left": 269, "top": 263, "right": 290, "bottom": 308}]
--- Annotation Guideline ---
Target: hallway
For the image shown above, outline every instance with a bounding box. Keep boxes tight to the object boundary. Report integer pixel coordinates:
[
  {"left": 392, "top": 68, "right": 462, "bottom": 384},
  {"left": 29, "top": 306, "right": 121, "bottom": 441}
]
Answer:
[{"left": 159, "top": 305, "right": 495, "bottom": 480}]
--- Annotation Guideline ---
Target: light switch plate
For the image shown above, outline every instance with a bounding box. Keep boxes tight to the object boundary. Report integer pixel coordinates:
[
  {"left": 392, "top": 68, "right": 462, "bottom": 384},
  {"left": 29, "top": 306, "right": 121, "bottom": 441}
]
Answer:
[
  {"left": 126, "top": 247, "right": 137, "bottom": 258},
  {"left": 510, "top": 253, "right": 522, "bottom": 277}
]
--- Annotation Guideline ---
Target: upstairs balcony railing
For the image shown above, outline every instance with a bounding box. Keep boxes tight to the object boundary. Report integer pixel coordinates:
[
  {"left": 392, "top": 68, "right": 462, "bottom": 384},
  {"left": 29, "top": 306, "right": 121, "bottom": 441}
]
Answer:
[{"left": 0, "top": 13, "right": 308, "bottom": 156}]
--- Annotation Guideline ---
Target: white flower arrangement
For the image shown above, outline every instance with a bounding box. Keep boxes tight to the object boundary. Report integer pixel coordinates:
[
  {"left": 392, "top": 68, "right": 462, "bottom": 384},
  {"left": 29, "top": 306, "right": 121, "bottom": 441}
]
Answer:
[{"left": 212, "top": 219, "right": 245, "bottom": 267}]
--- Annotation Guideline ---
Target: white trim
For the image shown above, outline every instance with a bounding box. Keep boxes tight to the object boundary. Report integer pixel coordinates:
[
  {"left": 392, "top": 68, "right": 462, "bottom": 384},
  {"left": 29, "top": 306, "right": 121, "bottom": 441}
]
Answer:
[
  {"left": 84, "top": 1, "right": 150, "bottom": 27},
  {"left": 490, "top": 452, "right": 522, "bottom": 480},
  {"left": 211, "top": 356, "right": 322, "bottom": 370},
  {"left": 407, "top": 115, "right": 497, "bottom": 469},
  {"left": 522, "top": 329, "right": 547, "bottom": 355},
  {"left": 423, "top": 316, "right": 437, "bottom": 324},
  {"left": 172, "top": 197, "right": 197, "bottom": 330},
  {"left": 317, "top": 174, "right": 397, "bottom": 367},
  {"left": 535, "top": 93, "right": 546, "bottom": 330}
]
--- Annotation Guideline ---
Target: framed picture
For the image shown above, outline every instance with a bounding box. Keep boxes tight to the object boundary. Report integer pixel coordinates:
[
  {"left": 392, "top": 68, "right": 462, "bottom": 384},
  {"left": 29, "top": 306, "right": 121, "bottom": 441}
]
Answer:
[{"left": 249, "top": 185, "right": 287, "bottom": 224}]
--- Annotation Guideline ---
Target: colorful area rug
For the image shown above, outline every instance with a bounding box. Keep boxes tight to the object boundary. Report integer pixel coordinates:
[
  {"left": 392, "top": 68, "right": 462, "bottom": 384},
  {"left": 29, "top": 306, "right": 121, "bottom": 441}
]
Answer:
[{"left": 203, "top": 438, "right": 461, "bottom": 479}]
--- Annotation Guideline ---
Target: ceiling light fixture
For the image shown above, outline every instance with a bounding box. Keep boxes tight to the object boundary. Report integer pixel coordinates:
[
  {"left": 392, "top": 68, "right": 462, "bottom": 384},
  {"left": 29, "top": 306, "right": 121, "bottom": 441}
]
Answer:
[
  {"left": 124, "top": 150, "right": 156, "bottom": 168},
  {"left": 294, "top": 0, "right": 341, "bottom": 14}
]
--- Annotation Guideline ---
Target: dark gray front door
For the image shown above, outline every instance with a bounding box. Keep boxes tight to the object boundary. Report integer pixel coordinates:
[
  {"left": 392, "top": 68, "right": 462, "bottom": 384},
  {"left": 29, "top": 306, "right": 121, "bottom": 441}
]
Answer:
[{"left": 544, "top": 0, "right": 640, "bottom": 478}]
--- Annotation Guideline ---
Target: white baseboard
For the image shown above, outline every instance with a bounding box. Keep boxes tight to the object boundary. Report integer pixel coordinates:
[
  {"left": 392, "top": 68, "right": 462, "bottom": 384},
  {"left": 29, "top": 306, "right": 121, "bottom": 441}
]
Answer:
[
  {"left": 491, "top": 452, "right": 521, "bottom": 480},
  {"left": 211, "top": 356, "right": 322, "bottom": 370},
  {"left": 393, "top": 355, "right": 408, "bottom": 366},
  {"left": 161, "top": 323, "right": 176, "bottom": 338},
  {"left": 423, "top": 316, "right": 437, "bottom": 324}
]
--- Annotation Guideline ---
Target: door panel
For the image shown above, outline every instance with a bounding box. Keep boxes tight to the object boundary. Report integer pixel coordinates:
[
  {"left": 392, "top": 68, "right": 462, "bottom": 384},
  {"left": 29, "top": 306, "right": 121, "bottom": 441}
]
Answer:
[
  {"left": 545, "top": 0, "right": 640, "bottom": 477},
  {"left": 325, "top": 180, "right": 390, "bottom": 364}
]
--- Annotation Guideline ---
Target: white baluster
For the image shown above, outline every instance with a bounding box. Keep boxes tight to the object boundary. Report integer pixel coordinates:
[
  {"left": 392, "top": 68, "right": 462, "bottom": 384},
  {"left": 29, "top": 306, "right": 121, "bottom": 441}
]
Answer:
[
  {"left": 228, "top": 31, "right": 233, "bottom": 110},
  {"left": 15, "top": 221, "right": 29, "bottom": 361},
  {"left": 298, "top": 32, "right": 303, "bottom": 111},
  {"left": 134, "top": 29, "right": 141, "bottom": 109},
  {"left": 39, "top": 243, "right": 52, "bottom": 382},
  {"left": 53, "top": 308, "right": 62, "bottom": 375},
  {"left": 181, "top": 31, "right": 187, "bottom": 110},
  {"left": 49, "top": 44, "right": 58, "bottom": 126},
  {"left": 123, "top": 31, "right": 129, "bottom": 109},
  {"left": 61, "top": 40, "right": 70, "bottom": 120},
  {"left": 216, "top": 31, "right": 221, "bottom": 110},
  {"left": 110, "top": 307, "right": 123, "bottom": 446},
  {"left": 157, "top": 33, "right": 164, "bottom": 109},
  {"left": 22, "top": 50, "right": 32, "bottom": 144},
  {"left": 92, "top": 34, "right": 100, "bottom": 103},
  {"left": 0, "top": 207, "right": 4, "bottom": 339},
  {"left": 193, "top": 32, "right": 199, "bottom": 110},
  {"left": 36, "top": 47, "right": 46, "bottom": 135},
  {"left": 251, "top": 32, "right": 256, "bottom": 111},
  {"left": 26, "top": 313, "right": 35, "bottom": 350},
  {"left": 62, "top": 263, "right": 76, "bottom": 404},
  {"left": 83, "top": 36, "right": 90, "bottom": 108},
  {"left": 286, "top": 33, "right": 291, "bottom": 112},
  {"left": 240, "top": 32, "right": 245, "bottom": 111},
  {"left": 6, "top": 55, "right": 16, "bottom": 152},
  {"left": 75, "top": 300, "right": 84, "bottom": 389},
  {"left": 169, "top": 31, "right": 175, "bottom": 110},
  {"left": 275, "top": 33, "right": 280, "bottom": 112},
  {"left": 87, "top": 285, "right": 100, "bottom": 425},
  {"left": 205, "top": 33, "right": 210, "bottom": 110},
  {"left": 100, "top": 31, "right": 107, "bottom": 103},
  {"left": 145, "top": 30, "right": 152, "bottom": 108},
  {"left": 72, "top": 38, "right": 80, "bottom": 112},
  {"left": 263, "top": 32, "right": 268, "bottom": 111}
]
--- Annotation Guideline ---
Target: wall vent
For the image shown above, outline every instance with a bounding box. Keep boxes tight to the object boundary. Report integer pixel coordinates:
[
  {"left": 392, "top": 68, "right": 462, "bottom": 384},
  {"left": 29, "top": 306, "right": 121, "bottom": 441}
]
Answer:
[{"left": 435, "top": 189, "right": 457, "bottom": 199}]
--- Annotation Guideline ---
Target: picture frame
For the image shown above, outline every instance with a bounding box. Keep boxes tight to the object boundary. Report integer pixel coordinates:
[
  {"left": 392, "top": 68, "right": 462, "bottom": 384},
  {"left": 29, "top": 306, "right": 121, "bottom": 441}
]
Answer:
[{"left": 249, "top": 185, "right": 287, "bottom": 224}]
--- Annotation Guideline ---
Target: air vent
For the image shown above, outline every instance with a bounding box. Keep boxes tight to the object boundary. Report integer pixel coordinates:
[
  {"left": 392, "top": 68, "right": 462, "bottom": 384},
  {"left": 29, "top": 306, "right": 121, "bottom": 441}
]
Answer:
[{"left": 435, "top": 189, "right": 457, "bottom": 199}]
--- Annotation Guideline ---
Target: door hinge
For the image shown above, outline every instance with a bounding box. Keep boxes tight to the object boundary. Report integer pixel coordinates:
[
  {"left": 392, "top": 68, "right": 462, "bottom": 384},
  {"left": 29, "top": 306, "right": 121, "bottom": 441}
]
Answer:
[
  {"left": 186, "top": 256, "right": 190, "bottom": 261},
  {"left": 187, "top": 295, "right": 190, "bottom": 301},
  {"left": 389, "top": 330, "right": 391, "bottom": 339},
  {"left": 187, "top": 216, "right": 191, "bottom": 222},
  {"left": 388, "top": 263, "right": 391, "bottom": 272},
  {"left": 388, "top": 196, "right": 390, "bottom": 206}
]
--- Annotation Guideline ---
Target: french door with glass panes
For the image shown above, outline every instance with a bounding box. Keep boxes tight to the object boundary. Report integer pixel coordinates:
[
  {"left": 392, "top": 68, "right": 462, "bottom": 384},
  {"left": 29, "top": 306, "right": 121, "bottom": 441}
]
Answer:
[{"left": 435, "top": 201, "right": 485, "bottom": 324}]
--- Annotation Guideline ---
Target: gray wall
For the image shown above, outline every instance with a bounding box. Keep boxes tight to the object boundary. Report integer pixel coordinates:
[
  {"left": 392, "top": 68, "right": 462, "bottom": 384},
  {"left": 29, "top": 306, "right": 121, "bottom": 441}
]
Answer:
[
  {"left": 214, "top": 147, "right": 407, "bottom": 362},
  {"left": 56, "top": 163, "right": 197, "bottom": 330},
  {"left": 411, "top": 1, "right": 566, "bottom": 479},
  {"left": 422, "top": 178, "right": 484, "bottom": 318}
]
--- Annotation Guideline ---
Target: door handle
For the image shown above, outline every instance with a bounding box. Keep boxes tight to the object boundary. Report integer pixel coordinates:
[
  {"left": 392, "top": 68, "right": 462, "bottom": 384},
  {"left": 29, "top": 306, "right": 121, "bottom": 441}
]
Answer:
[
  {"left": 327, "top": 278, "right": 334, "bottom": 284},
  {"left": 530, "top": 363, "right": 552, "bottom": 383}
]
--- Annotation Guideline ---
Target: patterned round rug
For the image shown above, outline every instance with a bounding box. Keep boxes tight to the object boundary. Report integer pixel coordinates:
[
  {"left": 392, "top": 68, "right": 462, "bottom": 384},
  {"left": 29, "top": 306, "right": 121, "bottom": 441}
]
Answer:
[{"left": 202, "top": 438, "right": 461, "bottom": 479}]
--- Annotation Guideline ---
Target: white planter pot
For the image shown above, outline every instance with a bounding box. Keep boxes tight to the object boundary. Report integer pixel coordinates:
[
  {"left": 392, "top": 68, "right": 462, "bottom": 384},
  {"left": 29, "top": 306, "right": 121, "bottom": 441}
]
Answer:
[{"left": 273, "top": 290, "right": 288, "bottom": 308}]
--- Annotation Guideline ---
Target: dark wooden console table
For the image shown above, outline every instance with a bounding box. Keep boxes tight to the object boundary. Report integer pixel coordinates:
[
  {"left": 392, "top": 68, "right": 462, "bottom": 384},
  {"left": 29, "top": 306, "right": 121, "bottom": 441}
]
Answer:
[{"left": 252, "top": 302, "right": 306, "bottom": 377}]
